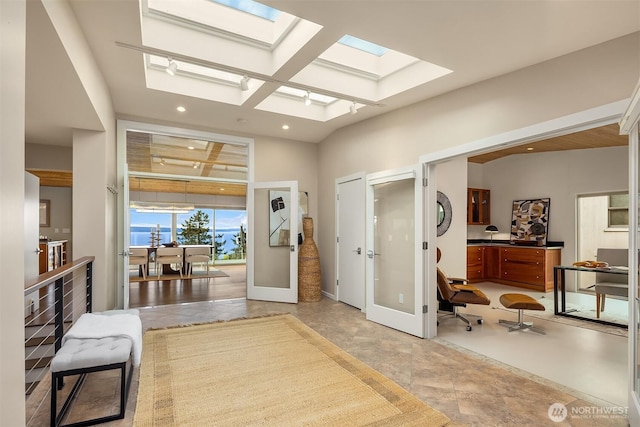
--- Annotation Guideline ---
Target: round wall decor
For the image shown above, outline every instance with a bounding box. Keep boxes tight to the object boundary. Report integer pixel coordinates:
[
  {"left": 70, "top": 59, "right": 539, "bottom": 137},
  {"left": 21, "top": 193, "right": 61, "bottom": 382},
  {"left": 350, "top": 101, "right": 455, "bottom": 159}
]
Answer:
[{"left": 437, "top": 191, "right": 452, "bottom": 236}]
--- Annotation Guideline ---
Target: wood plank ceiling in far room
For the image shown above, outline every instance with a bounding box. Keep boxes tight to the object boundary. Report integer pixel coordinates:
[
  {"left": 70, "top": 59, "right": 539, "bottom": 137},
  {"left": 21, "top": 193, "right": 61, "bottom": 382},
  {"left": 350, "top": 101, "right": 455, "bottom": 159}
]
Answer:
[{"left": 468, "top": 123, "right": 628, "bottom": 164}]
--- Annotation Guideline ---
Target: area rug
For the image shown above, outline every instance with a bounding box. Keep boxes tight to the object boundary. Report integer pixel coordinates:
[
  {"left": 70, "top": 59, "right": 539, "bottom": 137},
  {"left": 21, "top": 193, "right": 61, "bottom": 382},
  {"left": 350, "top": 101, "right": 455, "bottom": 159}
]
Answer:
[
  {"left": 129, "top": 269, "right": 229, "bottom": 282},
  {"left": 133, "top": 315, "right": 450, "bottom": 427}
]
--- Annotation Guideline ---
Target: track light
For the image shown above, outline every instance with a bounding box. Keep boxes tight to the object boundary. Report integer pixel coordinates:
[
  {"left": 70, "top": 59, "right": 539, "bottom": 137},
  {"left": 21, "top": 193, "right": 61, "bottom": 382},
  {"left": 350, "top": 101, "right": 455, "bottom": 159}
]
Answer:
[
  {"left": 304, "top": 91, "right": 311, "bottom": 106},
  {"left": 159, "top": 158, "right": 165, "bottom": 166},
  {"left": 349, "top": 101, "right": 357, "bottom": 115},
  {"left": 193, "top": 162, "right": 198, "bottom": 169},
  {"left": 166, "top": 58, "right": 177, "bottom": 76},
  {"left": 240, "top": 75, "right": 249, "bottom": 91}
]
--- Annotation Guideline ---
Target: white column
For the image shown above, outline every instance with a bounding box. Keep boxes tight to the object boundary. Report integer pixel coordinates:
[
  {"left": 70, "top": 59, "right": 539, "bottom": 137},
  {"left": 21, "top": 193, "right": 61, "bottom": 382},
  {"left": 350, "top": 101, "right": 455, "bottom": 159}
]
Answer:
[
  {"left": 73, "top": 129, "right": 117, "bottom": 311},
  {"left": 0, "top": 0, "right": 27, "bottom": 424}
]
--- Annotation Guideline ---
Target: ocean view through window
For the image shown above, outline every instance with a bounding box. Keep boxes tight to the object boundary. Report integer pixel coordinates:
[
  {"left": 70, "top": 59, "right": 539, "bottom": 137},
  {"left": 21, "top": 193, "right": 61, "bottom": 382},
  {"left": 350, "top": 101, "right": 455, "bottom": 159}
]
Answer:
[{"left": 130, "top": 208, "right": 247, "bottom": 261}]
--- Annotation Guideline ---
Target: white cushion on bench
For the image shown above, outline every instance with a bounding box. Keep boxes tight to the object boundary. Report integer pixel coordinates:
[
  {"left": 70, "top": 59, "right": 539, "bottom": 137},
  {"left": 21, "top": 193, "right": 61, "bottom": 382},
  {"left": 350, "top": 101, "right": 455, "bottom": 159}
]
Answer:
[{"left": 51, "top": 337, "right": 132, "bottom": 372}]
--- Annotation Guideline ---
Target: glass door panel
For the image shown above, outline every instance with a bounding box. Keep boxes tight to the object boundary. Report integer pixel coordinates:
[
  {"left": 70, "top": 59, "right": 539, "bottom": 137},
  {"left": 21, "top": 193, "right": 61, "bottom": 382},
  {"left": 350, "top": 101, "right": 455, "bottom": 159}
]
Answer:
[
  {"left": 365, "top": 166, "right": 424, "bottom": 337},
  {"left": 373, "top": 179, "right": 415, "bottom": 314},
  {"left": 247, "top": 181, "right": 298, "bottom": 303}
]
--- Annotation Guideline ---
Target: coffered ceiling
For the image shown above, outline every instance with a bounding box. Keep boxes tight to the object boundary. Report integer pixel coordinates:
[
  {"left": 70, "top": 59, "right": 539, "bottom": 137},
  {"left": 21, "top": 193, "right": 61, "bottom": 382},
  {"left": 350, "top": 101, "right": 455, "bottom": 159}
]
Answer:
[{"left": 25, "top": 0, "right": 640, "bottom": 147}]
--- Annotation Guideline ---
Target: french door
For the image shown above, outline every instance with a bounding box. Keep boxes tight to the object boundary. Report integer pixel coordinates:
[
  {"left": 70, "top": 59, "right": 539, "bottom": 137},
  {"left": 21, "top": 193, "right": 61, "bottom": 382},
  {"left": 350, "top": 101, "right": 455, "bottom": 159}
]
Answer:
[
  {"left": 247, "top": 181, "right": 299, "bottom": 303},
  {"left": 365, "top": 166, "right": 425, "bottom": 337}
]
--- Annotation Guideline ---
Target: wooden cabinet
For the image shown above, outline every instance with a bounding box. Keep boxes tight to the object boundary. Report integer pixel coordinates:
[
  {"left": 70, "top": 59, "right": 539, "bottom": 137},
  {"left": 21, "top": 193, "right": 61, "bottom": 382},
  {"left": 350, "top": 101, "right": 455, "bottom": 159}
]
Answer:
[
  {"left": 484, "top": 246, "right": 500, "bottom": 280},
  {"left": 466, "top": 245, "right": 561, "bottom": 292},
  {"left": 39, "top": 240, "right": 68, "bottom": 274},
  {"left": 466, "top": 246, "right": 484, "bottom": 282},
  {"left": 467, "top": 188, "right": 490, "bottom": 225}
]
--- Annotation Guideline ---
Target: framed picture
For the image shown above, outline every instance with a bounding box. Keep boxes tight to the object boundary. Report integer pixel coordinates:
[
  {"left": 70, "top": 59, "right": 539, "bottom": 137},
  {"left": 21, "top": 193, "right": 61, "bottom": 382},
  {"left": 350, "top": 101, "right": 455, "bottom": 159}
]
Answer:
[
  {"left": 39, "top": 199, "right": 50, "bottom": 227},
  {"left": 268, "top": 191, "right": 309, "bottom": 247},
  {"left": 510, "top": 198, "right": 550, "bottom": 246}
]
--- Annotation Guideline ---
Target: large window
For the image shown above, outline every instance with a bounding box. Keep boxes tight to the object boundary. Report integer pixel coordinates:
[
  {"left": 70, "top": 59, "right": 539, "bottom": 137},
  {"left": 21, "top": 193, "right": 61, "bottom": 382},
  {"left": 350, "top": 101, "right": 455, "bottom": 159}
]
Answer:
[
  {"left": 130, "top": 208, "right": 247, "bottom": 261},
  {"left": 608, "top": 193, "right": 629, "bottom": 228}
]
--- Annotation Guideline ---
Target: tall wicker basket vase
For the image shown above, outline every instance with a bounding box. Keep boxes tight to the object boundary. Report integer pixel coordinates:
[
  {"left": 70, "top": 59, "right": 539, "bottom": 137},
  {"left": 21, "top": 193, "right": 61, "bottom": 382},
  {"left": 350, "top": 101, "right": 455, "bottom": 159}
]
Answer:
[{"left": 298, "top": 217, "right": 322, "bottom": 302}]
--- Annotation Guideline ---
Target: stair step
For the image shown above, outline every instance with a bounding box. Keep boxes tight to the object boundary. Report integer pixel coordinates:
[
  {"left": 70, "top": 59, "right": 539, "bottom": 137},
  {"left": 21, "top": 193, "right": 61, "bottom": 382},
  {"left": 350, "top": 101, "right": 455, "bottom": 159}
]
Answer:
[
  {"left": 25, "top": 335, "right": 55, "bottom": 348},
  {"left": 25, "top": 356, "right": 52, "bottom": 370}
]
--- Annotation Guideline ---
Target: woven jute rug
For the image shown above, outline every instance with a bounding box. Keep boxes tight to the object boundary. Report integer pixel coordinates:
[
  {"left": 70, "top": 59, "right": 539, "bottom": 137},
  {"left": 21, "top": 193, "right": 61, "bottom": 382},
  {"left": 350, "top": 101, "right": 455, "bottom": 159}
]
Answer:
[{"left": 133, "top": 314, "right": 450, "bottom": 426}]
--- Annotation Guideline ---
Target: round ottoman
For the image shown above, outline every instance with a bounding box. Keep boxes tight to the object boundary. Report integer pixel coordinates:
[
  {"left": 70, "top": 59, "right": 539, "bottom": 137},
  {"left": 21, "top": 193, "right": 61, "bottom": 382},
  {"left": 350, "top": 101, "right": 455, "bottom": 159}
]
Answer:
[{"left": 498, "top": 293, "right": 546, "bottom": 334}]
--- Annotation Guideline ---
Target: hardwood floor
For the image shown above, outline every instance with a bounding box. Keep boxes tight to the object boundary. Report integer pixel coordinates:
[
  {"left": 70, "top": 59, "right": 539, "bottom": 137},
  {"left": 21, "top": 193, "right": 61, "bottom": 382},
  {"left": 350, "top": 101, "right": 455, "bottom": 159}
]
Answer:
[{"left": 128, "top": 264, "right": 246, "bottom": 308}]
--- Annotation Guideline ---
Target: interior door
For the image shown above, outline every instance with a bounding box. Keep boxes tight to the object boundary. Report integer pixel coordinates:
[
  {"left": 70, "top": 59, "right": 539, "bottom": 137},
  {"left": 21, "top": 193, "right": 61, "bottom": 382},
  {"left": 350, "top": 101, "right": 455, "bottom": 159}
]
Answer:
[
  {"left": 336, "top": 174, "right": 365, "bottom": 309},
  {"left": 24, "top": 172, "right": 40, "bottom": 315},
  {"left": 121, "top": 166, "right": 131, "bottom": 309},
  {"left": 365, "top": 166, "right": 424, "bottom": 337},
  {"left": 247, "top": 181, "right": 299, "bottom": 303},
  {"left": 628, "top": 121, "right": 640, "bottom": 425}
]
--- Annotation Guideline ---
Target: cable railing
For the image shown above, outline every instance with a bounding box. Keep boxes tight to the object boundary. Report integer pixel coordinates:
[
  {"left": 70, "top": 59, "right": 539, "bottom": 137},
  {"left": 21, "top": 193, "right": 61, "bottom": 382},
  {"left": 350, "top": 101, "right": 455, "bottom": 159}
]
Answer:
[{"left": 23, "top": 256, "right": 94, "bottom": 396}]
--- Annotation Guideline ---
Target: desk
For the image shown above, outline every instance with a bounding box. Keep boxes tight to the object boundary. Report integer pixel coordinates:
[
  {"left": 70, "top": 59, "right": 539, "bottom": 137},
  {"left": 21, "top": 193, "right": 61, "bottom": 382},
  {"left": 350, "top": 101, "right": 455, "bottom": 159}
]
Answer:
[{"left": 554, "top": 265, "right": 627, "bottom": 328}]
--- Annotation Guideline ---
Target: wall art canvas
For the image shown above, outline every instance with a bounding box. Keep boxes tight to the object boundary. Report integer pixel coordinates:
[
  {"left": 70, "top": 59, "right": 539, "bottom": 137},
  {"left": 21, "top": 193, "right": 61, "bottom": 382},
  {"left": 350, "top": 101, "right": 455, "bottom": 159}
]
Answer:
[
  {"left": 510, "top": 198, "right": 550, "bottom": 246},
  {"left": 269, "top": 191, "right": 309, "bottom": 247}
]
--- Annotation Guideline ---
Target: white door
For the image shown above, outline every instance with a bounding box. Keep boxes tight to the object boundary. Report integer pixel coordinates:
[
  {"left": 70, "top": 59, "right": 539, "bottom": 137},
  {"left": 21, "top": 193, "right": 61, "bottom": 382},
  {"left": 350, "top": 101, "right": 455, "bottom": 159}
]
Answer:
[
  {"left": 336, "top": 173, "right": 365, "bottom": 309},
  {"left": 25, "top": 172, "right": 40, "bottom": 315},
  {"left": 247, "top": 181, "right": 299, "bottom": 303},
  {"left": 365, "top": 166, "right": 425, "bottom": 337},
  {"left": 627, "top": 121, "right": 640, "bottom": 425},
  {"left": 24, "top": 172, "right": 40, "bottom": 281},
  {"left": 121, "top": 166, "right": 131, "bottom": 309}
]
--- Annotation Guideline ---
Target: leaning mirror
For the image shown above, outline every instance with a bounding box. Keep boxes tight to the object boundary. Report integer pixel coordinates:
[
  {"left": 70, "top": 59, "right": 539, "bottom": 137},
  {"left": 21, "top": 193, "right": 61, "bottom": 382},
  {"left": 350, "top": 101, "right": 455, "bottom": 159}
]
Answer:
[{"left": 437, "top": 191, "right": 452, "bottom": 236}]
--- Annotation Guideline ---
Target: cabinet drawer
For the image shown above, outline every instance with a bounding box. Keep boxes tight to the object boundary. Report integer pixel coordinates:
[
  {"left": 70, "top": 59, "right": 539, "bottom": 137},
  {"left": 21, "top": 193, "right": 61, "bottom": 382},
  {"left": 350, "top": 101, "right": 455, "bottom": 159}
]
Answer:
[
  {"left": 467, "top": 246, "right": 483, "bottom": 267},
  {"left": 501, "top": 264, "right": 545, "bottom": 285},
  {"left": 467, "top": 267, "right": 484, "bottom": 281},
  {"left": 500, "top": 248, "right": 545, "bottom": 263}
]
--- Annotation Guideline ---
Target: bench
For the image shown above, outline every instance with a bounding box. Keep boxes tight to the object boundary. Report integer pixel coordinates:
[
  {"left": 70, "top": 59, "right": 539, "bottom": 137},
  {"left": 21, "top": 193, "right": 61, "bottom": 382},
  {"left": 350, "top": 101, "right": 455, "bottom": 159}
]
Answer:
[{"left": 50, "top": 309, "right": 142, "bottom": 427}]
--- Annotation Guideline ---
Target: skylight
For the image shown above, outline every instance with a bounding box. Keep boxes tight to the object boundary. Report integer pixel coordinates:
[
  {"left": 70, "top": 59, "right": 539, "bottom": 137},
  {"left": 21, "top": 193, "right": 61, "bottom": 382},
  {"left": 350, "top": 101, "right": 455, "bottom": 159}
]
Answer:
[
  {"left": 211, "top": 0, "right": 280, "bottom": 21},
  {"left": 339, "top": 35, "right": 387, "bottom": 57}
]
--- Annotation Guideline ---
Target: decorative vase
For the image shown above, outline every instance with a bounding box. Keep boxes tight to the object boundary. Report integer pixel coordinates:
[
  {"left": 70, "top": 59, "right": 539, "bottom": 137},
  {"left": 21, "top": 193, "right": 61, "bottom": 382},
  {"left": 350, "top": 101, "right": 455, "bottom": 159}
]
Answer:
[{"left": 298, "top": 217, "right": 322, "bottom": 302}]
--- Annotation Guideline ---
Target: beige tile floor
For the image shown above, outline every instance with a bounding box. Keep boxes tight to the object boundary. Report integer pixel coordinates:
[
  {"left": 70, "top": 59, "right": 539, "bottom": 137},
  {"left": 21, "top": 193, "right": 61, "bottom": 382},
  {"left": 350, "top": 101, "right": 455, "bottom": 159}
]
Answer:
[{"left": 26, "top": 271, "right": 630, "bottom": 427}]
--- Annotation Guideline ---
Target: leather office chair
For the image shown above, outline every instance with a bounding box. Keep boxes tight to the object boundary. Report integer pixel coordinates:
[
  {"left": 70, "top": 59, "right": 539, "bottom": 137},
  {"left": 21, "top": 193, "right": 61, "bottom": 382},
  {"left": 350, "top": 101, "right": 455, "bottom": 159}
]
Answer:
[
  {"left": 155, "top": 247, "right": 183, "bottom": 279},
  {"left": 436, "top": 248, "right": 491, "bottom": 331},
  {"left": 129, "top": 248, "right": 148, "bottom": 279},
  {"left": 184, "top": 246, "right": 211, "bottom": 276}
]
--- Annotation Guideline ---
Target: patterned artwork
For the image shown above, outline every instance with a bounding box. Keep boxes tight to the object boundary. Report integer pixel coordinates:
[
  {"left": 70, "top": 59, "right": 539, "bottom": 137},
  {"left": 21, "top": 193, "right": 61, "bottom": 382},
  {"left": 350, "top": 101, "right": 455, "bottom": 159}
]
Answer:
[{"left": 510, "top": 198, "right": 550, "bottom": 245}]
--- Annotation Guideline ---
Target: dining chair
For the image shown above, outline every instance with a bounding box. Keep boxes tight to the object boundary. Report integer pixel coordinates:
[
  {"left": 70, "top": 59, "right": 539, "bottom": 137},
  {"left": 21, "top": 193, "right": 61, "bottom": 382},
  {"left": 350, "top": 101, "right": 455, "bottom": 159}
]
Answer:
[
  {"left": 184, "top": 246, "right": 211, "bottom": 276},
  {"left": 128, "top": 248, "right": 148, "bottom": 279},
  {"left": 155, "top": 247, "right": 184, "bottom": 279}
]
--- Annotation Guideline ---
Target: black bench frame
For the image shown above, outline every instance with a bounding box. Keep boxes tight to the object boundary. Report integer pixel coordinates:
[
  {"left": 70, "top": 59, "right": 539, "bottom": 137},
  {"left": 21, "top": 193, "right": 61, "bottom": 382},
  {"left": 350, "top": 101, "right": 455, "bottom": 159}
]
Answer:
[{"left": 50, "top": 359, "right": 133, "bottom": 427}]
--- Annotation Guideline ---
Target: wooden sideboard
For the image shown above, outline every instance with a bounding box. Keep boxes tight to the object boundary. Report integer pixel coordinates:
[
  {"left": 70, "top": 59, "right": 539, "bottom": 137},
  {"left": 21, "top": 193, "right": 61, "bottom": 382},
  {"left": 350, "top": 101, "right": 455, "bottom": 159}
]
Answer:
[
  {"left": 39, "top": 240, "right": 68, "bottom": 274},
  {"left": 466, "top": 245, "right": 561, "bottom": 292}
]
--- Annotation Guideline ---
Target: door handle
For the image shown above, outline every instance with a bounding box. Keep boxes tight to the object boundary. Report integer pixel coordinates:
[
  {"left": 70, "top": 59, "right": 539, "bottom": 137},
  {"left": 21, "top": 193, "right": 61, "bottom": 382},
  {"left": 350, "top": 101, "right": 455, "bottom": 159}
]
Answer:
[
  {"left": 353, "top": 247, "right": 361, "bottom": 255},
  {"left": 36, "top": 248, "right": 44, "bottom": 254},
  {"left": 367, "top": 250, "right": 380, "bottom": 259}
]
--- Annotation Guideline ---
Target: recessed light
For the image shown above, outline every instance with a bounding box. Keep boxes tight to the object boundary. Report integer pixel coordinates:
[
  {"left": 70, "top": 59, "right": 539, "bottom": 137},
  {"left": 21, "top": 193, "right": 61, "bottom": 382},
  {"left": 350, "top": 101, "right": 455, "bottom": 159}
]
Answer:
[
  {"left": 526, "top": 147, "right": 534, "bottom": 151},
  {"left": 282, "top": 124, "right": 290, "bottom": 130},
  {"left": 177, "top": 106, "right": 186, "bottom": 112},
  {"left": 188, "top": 146, "right": 194, "bottom": 150}
]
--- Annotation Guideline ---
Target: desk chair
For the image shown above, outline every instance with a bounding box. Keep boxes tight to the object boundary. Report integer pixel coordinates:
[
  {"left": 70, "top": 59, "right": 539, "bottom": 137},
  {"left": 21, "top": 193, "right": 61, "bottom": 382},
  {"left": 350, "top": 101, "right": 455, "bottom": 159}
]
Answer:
[
  {"left": 593, "top": 248, "right": 628, "bottom": 318},
  {"left": 128, "top": 248, "right": 148, "bottom": 279},
  {"left": 436, "top": 248, "right": 490, "bottom": 331},
  {"left": 184, "top": 247, "right": 211, "bottom": 276},
  {"left": 155, "top": 247, "right": 183, "bottom": 279}
]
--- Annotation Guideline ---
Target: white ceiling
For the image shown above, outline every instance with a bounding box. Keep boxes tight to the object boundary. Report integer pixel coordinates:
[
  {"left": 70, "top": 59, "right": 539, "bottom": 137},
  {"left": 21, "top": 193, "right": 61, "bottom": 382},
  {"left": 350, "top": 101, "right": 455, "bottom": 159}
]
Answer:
[{"left": 25, "top": 0, "right": 640, "bottom": 147}]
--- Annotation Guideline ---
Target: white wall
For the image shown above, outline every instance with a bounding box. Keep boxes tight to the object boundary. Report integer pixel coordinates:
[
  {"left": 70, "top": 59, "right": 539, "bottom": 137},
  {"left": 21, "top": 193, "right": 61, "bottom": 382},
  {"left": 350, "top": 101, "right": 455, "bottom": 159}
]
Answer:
[
  {"left": 1, "top": 0, "right": 27, "bottom": 423},
  {"left": 481, "top": 146, "right": 628, "bottom": 266},
  {"left": 436, "top": 157, "right": 468, "bottom": 278},
  {"left": 318, "top": 34, "right": 639, "bottom": 296}
]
